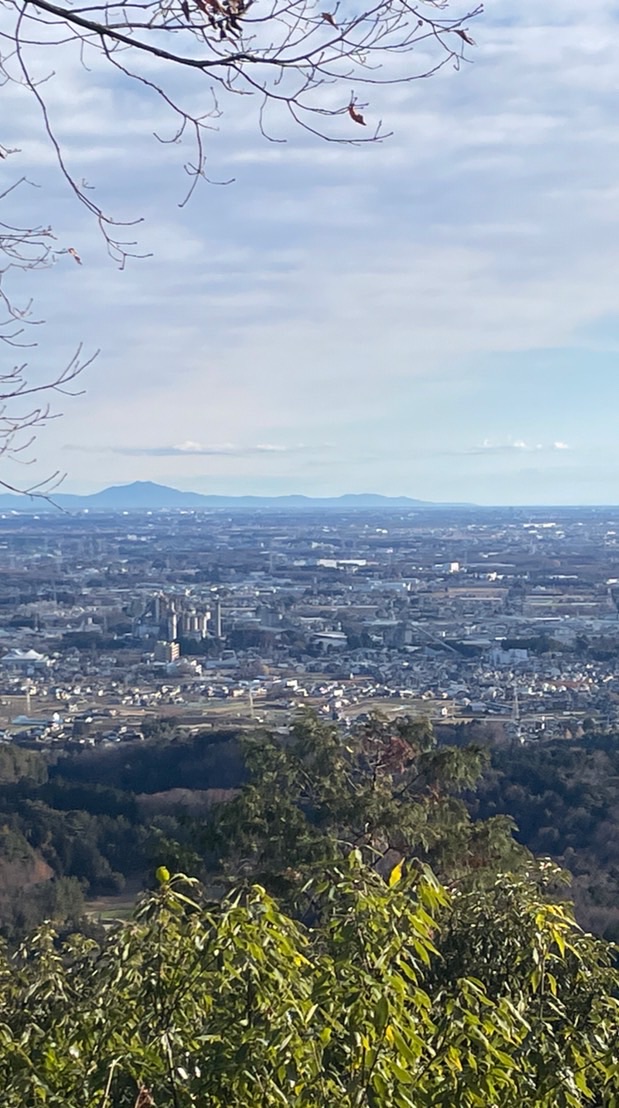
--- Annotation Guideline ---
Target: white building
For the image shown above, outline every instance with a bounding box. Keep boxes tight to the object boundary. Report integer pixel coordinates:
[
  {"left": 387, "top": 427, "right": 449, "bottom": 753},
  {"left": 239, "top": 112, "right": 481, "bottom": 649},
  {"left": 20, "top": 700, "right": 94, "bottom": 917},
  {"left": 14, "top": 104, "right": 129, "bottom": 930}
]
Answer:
[{"left": 1, "top": 648, "right": 52, "bottom": 673}]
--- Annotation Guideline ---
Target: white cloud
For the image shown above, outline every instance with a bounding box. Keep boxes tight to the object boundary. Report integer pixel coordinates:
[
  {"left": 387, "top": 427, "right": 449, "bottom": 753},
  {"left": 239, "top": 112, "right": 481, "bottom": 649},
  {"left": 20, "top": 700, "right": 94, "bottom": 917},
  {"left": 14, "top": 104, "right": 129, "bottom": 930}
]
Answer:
[
  {"left": 0, "top": 0, "right": 615, "bottom": 501},
  {"left": 66, "top": 441, "right": 311, "bottom": 457},
  {"left": 468, "top": 440, "right": 561, "bottom": 456}
]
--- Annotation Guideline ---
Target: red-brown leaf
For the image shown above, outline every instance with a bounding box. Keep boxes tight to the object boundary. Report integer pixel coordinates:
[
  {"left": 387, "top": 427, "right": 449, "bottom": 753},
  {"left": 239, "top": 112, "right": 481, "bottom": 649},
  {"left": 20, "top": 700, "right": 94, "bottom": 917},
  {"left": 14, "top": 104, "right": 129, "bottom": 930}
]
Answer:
[
  {"left": 454, "top": 28, "right": 476, "bottom": 45},
  {"left": 321, "top": 11, "right": 337, "bottom": 26},
  {"left": 348, "top": 103, "right": 366, "bottom": 126},
  {"left": 67, "top": 247, "right": 82, "bottom": 265},
  {"left": 134, "top": 1088, "right": 155, "bottom": 1108}
]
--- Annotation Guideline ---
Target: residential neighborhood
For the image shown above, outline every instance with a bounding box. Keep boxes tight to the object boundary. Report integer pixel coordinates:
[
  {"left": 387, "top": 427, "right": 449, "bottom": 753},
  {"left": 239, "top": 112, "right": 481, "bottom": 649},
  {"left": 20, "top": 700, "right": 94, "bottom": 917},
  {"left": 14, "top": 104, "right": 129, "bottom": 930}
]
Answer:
[{"left": 1, "top": 503, "right": 619, "bottom": 747}]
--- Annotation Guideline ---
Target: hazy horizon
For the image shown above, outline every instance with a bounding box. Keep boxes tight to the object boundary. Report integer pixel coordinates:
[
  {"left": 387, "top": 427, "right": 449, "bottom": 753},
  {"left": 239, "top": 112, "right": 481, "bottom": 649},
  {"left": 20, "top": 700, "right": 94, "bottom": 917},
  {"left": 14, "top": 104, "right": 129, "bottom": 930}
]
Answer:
[{"left": 5, "top": 477, "right": 619, "bottom": 510}]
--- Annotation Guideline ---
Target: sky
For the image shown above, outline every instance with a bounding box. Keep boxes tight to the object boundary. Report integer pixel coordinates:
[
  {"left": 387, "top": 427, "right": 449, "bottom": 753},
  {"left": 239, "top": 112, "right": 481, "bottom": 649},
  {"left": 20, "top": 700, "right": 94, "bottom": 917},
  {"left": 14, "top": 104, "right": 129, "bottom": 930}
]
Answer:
[{"left": 2, "top": 0, "right": 619, "bottom": 504}]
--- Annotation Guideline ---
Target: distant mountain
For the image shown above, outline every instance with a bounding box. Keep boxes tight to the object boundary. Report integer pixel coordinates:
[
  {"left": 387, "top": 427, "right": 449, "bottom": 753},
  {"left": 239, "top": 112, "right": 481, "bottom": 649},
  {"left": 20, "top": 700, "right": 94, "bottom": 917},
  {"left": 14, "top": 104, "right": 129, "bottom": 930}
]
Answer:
[
  {"left": 84, "top": 481, "right": 209, "bottom": 509},
  {"left": 0, "top": 481, "right": 457, "bottom": 513}
]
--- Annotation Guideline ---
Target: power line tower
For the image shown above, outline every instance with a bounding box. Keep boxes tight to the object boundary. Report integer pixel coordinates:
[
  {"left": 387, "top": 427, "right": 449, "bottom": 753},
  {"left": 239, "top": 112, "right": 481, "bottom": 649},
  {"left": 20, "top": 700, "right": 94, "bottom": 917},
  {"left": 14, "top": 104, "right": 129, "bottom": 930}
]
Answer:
[{"left": 511, "top": 680, "right": 523, "bottom": 745}]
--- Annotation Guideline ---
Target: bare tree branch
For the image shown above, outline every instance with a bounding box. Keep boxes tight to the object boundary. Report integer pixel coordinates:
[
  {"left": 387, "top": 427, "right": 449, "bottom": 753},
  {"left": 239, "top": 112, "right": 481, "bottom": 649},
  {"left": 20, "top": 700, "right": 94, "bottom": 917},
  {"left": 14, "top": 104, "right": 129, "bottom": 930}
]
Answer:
[
  {"left": 0, "top": 0, "right": 481, "bottom": 257},
  {"left": 0, "top": 169, "right": 97, "bottom": 500},
  {"left": 0, "top": 0, "right": 480, "bottom": 497}
]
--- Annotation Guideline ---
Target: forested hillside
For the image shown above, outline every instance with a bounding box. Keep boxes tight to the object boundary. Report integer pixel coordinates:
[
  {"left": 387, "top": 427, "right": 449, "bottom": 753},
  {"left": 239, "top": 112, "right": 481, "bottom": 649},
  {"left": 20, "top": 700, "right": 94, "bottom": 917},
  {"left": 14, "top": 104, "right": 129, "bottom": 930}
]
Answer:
[
  {"left": 1, "top": 715, "right": 619, "bottom": 1105},
  {"left": 2, "top": 719, "right": 619, "bottom": 944},
  {"left": 473, "top": 735, "right": 619, "bottom": 941},
  {"left": 0, "top": 730, "right": 242, "bottom": 937}
]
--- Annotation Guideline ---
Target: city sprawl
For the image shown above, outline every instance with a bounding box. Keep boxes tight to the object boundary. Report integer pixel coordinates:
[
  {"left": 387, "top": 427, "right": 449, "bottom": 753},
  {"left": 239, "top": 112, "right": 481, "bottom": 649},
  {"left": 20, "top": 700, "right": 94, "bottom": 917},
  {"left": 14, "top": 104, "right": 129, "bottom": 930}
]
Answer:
[{"left": 2, "top": 504, "right": 619, "bottom": 747}]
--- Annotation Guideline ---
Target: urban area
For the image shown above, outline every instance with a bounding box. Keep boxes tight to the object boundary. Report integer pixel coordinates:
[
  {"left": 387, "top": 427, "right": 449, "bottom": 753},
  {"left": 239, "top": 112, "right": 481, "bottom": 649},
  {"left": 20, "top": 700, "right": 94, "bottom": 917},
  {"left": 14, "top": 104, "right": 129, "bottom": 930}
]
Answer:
[{"left": 2, "top": 500, "right": 619, "bottom": 748}]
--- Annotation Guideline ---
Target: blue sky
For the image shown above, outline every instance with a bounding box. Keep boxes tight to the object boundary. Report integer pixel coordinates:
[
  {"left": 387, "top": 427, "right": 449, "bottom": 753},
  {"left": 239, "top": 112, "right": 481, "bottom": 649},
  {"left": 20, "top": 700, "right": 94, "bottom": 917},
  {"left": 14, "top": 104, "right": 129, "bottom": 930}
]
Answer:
[{"left": 3, "top": 0, "right": 619, "bottom": 503}]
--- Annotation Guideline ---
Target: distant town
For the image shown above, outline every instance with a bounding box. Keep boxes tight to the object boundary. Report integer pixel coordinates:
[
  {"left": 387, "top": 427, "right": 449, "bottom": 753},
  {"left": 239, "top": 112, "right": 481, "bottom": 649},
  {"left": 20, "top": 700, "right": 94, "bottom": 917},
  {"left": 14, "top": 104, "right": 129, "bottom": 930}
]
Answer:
[{"left": 2, "top": 489, "right": 619, "bottom": 748}]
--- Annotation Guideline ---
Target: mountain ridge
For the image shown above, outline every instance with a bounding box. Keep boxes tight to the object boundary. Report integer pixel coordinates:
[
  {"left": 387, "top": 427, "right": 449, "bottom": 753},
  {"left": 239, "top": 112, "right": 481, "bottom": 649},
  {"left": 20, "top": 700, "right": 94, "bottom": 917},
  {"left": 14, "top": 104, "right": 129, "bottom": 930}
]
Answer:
[{"left": 0, "top": 480, "right": 466, "bottom": 512}]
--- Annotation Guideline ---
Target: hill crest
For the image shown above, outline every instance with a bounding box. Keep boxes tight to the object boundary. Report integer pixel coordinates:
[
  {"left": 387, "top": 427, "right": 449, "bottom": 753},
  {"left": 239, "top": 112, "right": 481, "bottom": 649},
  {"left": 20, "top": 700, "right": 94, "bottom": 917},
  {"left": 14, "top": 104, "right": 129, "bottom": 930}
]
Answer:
[{"left": 0, "top": 481, "right": 450, "bottom": 512}]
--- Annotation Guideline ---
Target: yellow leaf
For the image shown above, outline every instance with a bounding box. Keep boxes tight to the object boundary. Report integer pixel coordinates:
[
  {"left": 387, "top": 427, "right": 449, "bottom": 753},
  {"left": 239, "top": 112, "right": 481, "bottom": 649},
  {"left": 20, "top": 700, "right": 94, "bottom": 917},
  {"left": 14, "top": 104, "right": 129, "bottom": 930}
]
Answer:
[
  {"left": 389, "top": 860, "right": 404, "bottom": 887},
  {"left": 155, "top": 866, "right": 171, "bottom": 884}
]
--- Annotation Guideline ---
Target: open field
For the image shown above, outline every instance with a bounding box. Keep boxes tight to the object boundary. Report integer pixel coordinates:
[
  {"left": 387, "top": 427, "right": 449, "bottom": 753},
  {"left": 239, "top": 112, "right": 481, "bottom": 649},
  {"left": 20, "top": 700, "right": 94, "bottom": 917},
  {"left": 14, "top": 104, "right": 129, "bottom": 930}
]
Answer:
[{"left": 85, "top": 880, "right": 144, "bottom": 922}]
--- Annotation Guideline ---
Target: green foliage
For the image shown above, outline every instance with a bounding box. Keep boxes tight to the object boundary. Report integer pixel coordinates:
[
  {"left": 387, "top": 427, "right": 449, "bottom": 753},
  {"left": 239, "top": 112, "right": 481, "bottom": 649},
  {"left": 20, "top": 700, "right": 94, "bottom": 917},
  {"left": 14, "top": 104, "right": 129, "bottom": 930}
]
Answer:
[
  {"left": 0, "top": 745, "right": 48, "bottom": 787},
  {"left": 0, "top": 864, "right": 617, "bottom": 1107},
  {"left": 473, "top": 735, "right": 619, "bottom": 939},
  {"left": 433, "top": 866, "right": 619, "bottom": 1101},
  {"left": 0, "top": 822, "right": 82, "bottom": 939},
  {"left": 0, "top": 728, "right": 242, "bottom": 937},
  {"left": 1, "top": 714, "right": 618, "bottom": 1103},
  {"left": 57, "top": 728, "right": 242, "bottom": 792},
  {"left": 207, "top": 712, "right": 528, "bottom": 900},
  {"left": 140, "top": 716, "right": 180, "bottom": 741}
]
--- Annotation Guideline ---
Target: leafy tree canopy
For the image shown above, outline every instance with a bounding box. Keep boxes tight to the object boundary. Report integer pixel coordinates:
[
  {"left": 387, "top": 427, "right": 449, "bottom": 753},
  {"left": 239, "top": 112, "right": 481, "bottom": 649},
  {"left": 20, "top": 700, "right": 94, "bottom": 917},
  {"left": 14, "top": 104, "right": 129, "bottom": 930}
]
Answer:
[
  {"left": 206, "top": 711, "right": 529, "bottom": 901},
  {"left": 1, "top": 863, "right": 618, "bottom": 1107}
]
